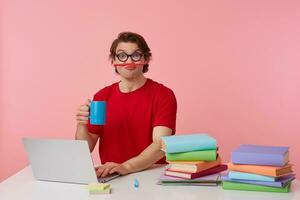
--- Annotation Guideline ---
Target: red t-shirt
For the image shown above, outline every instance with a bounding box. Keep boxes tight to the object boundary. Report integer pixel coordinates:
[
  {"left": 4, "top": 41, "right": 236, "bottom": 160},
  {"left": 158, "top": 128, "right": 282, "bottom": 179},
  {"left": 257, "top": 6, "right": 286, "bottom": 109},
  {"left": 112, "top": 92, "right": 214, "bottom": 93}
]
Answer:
[{"left": 87, "top": 79, "right": 177, "bottom": 164}]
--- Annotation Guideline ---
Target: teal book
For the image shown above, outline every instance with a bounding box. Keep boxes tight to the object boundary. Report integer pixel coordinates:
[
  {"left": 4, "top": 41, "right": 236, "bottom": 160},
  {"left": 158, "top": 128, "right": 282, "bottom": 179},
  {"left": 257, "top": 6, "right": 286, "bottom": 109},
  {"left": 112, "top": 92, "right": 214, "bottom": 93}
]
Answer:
[
  {"left": 166, "top": 150, "right": 217, "bottom": 161},
  {"left": 222, "top": 181, "right": 291, "bottom": 193},
  {"left": 228, "top": 171, "right": 275, "bottom": 182},
  {"left": 162, "top": 134, "right": 217, "bottom": 153}
]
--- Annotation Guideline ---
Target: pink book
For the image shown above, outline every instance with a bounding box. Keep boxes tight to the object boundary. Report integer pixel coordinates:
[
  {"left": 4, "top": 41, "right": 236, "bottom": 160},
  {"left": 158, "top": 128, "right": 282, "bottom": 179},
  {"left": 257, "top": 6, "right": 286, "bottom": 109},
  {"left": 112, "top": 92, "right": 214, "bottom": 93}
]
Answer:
[{"left": 165, "top": 164, "right": 227, "bottom": 179}]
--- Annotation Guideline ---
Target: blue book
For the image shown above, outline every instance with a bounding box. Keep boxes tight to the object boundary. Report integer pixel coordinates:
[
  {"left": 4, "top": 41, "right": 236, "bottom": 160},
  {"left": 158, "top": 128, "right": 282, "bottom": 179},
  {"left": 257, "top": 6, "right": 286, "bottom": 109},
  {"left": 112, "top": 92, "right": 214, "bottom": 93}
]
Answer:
[
  {"left": 161, "top": 134, "right": 217, "bottom": 153},
  {"left": 228, "top": 171, "right": 275, "bottom": 182},
  {"left": 222, "top": 173, "right": 295, "bottom": 188},
  {"left": 232, "top": 144, "right": 289, "bottom": 166}
]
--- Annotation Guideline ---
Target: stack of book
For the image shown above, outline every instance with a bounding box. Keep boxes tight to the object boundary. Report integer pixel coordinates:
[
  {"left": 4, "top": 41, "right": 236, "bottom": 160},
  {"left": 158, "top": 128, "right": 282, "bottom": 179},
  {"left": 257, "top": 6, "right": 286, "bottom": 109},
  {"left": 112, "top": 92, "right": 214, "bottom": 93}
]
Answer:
[
  {"left": 159, "top": 134, "right": 227, "bottom": 185},
  {"left": 222, "top": 144, "right": 296, "bottom": 193}
]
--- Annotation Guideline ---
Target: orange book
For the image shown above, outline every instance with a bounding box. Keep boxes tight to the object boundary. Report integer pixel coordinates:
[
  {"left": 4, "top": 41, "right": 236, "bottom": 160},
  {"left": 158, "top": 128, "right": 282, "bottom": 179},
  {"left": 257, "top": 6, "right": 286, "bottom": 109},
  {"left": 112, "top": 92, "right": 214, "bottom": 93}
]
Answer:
[
  {"left": 167, "top": 156, "right": 221, "bottom": 173},
  {"left": 227, "top": 163, "right": 293, "bottom": 177}
]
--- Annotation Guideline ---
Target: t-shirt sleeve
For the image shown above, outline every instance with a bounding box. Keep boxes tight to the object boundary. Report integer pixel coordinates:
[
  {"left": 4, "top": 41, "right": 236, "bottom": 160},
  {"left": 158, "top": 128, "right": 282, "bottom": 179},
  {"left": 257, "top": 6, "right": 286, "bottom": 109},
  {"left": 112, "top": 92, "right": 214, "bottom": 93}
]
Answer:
[
  {"left": 153, "top": 87, "right": 177, "bottom": 134},
  {"left": 87, "top": 117, "right": 103, "bottom": 136}
]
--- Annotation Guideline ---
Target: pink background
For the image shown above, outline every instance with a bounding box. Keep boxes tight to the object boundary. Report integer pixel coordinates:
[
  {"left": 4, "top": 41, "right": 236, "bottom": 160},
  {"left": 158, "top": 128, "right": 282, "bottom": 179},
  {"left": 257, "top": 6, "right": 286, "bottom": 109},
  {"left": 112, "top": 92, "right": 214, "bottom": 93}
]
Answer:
[{"left": 1, "top": 0, "right": 300, "bottom": 181}]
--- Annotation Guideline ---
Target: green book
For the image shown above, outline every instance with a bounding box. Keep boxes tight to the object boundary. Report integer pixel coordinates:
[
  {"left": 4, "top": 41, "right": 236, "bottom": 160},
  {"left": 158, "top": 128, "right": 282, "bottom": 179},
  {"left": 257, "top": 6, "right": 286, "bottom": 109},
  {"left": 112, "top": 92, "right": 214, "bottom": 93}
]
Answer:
[
  {"left": 166, "top": 150, "right": 217, "bottom": 161},
  {"left": 222, "top": 181, "right": 291, "bottom": 193}
]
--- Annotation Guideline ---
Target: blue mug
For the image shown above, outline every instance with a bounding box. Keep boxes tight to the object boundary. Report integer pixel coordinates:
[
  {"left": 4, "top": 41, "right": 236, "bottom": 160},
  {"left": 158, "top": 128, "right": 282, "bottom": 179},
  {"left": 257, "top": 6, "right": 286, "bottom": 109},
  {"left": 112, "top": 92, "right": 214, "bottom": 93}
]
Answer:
[{"left": 89, "top": 101, "right": 106, "bottom": 125}]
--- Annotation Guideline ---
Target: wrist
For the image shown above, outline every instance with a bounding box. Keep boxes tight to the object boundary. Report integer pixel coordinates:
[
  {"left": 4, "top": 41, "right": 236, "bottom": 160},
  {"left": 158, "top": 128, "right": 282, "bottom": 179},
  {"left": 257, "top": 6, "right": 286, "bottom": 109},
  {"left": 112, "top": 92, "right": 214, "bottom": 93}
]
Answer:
[
  {"left": 77, "top": 123, "right": 88, "bottom": 129},
  {"left": 122, "top": 162, "right": 134, "bottom": 173}
]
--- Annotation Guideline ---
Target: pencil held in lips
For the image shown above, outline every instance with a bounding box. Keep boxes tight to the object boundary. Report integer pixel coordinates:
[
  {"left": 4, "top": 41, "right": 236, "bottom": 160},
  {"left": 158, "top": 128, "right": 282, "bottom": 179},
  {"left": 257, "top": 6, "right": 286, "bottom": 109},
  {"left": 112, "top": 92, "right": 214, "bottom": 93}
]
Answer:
[{"left": 113, "top": 63, "right": 145, "bottom": 67}]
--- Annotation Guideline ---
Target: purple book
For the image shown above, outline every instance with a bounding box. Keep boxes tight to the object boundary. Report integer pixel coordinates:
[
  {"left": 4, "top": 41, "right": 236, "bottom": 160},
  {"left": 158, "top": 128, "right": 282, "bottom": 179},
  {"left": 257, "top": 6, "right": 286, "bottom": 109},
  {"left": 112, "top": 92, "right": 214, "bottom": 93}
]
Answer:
[{"left": 232, "top": 144, "right": 289, "bottom": 166}]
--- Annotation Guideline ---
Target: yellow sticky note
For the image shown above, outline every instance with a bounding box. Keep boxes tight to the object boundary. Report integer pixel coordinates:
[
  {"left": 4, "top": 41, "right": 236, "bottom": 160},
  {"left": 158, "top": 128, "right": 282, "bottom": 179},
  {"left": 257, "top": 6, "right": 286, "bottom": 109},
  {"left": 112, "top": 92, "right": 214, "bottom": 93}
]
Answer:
[
  {"left": 88, "top": 183, "right": 110, "bottom": 190},
  {"left": 87, "top": 183, "right": 111, "bottom": 194},
  {"left": 89, "top": 187, "right": 111, "bottom": 195}
]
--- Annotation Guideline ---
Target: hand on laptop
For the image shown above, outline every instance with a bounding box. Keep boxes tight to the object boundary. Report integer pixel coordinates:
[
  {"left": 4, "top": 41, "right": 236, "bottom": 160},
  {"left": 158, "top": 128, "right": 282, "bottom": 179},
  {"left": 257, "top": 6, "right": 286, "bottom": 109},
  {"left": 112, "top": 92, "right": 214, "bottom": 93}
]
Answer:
[
  {"left": 95, "top": 162, "right": 131, "bottom": 177},
  {"left": 109, "top": 163, "right": 131, "bottom": 176},
  {"left": 95, "top": 162, "right": 120, "bottom": 178}
]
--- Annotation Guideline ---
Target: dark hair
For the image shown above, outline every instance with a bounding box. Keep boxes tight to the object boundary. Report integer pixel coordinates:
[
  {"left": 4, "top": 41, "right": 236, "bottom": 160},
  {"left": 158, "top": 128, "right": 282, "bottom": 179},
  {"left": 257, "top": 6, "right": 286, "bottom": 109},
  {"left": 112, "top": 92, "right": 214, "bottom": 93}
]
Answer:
[{"left": 109, "top": 32, "right": 152, "bottom": 73}]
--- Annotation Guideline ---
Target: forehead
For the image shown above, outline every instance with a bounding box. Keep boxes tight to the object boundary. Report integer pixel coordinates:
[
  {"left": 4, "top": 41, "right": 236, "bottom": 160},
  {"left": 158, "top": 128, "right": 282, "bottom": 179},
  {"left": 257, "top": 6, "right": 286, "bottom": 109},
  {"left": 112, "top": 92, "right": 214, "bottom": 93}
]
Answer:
[{"left": 116, "top": 42, "right": 140, "bottom": 53}]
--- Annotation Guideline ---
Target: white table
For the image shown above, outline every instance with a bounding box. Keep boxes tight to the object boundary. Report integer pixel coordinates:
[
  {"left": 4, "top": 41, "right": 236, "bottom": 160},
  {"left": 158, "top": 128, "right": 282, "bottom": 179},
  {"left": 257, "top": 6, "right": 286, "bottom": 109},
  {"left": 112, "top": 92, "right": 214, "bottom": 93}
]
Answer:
[{"left": 0, "top": 165, "right": 299, "bottom": 200}]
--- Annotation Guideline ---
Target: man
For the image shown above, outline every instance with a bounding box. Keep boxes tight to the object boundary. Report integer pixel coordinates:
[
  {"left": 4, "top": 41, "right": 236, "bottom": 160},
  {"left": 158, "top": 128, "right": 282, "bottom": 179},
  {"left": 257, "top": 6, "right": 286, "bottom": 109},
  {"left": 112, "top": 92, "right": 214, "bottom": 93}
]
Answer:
[{"left": 75, "top": 32, "right": 177, "bottom": 178}]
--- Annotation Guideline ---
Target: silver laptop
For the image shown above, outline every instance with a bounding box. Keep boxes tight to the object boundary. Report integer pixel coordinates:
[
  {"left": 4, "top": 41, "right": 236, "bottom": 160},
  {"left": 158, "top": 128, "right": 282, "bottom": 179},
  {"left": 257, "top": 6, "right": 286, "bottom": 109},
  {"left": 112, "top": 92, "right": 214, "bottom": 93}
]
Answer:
[{"left": 22, "top": 138, "right": 120, "bottom": 184}]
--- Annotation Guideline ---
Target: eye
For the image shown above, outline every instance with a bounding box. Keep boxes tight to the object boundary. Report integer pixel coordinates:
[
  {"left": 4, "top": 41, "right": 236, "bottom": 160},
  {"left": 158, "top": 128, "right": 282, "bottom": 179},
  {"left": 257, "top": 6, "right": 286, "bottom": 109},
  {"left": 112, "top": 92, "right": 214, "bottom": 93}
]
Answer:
[
  {"left": 131, "top": 52, "right": 143, "bottom": 61},
  {"left": 116, "top": 52, "right": 128, "bottom": 61}
]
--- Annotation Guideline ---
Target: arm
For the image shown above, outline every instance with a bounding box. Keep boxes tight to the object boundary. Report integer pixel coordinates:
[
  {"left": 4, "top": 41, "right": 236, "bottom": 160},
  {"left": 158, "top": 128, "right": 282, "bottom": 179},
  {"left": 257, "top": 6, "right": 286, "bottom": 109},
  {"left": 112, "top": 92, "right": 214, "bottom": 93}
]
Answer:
[
  {"left": 75, "top": 124, "right": 99, "bottom": 152},
  {"left": 109, "top": 126, "right": 172, "bottom": 175},
  {"left": 75, "top": 99, "right": 99, "bottom": 152}
]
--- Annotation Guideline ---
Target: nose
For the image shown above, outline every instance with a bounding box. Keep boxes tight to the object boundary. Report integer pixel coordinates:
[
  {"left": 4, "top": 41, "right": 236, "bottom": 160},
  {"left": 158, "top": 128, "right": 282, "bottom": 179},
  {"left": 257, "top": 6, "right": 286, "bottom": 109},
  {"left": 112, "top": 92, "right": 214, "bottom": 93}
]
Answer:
[{"left": 127, "top": 56, "right": 134, "bottom": 63}]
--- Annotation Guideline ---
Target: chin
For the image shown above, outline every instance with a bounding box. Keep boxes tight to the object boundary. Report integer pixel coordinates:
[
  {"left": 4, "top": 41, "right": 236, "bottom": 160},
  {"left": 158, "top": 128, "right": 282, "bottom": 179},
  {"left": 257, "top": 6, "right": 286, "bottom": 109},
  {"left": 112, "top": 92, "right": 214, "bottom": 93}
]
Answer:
[{"left": 119, "top": 71, "right": 143, "bottom": 80}]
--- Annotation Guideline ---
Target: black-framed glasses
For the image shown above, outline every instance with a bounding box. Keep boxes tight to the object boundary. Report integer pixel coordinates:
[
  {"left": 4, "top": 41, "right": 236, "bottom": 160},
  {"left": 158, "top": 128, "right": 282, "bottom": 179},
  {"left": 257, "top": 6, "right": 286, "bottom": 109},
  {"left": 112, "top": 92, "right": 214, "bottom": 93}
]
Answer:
[{"left": 115, "top": 51, "right": 143, "bottom": 62}]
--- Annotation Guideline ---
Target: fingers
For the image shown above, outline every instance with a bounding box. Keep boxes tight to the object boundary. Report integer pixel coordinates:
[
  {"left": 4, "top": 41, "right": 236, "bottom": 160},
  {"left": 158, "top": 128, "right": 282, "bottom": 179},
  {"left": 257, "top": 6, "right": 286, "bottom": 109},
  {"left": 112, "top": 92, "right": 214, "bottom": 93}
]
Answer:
[
  {"left": 85, "top": 99, "right": 91, "bottom": 106},
  {"left": 76, "top": 116, "right": 89, "bottom": 124},
  {"left": 78, "top": 105, "right": 89, "bottom": 112},
  {"left": 109, "top": 166, "right": 118, "bottom": 174},
  {"left": 76, "top": 111, "right": 89, "bottom": 117},
  {"left": 76, "top": 99, "right": 91, "bottom": 124},
  {"left": 101, "top": 167, "right": 112, "bottom": 178},
  {"left": 78, "top": 99, "right": 91, "bottom": 112},
  {"left": 109, "top": 164, "right": 129, "bottom": 175},
  {"left": 96, "top": 166, "right": 106, "bottom": 177},
  {"left": 110, "top": 166, "right": 127, "bottom": 175},
  {"left": 101, "top": 163, "right": 120, "bottom": 177},
  {"left": 96, "top": 163, "right": 120, "bottom": 178}
]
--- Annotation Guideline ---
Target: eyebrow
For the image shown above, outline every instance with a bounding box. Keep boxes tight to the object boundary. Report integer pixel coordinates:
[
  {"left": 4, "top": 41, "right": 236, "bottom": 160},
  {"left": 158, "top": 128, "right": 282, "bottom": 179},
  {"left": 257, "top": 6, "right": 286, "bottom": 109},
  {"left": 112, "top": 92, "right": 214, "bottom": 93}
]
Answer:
[
  {"left": 116, "top": 49, "right": 125, "bottom": 53},
  {"left": 116, "top": 49, "right": 142, "bottom": 54}
]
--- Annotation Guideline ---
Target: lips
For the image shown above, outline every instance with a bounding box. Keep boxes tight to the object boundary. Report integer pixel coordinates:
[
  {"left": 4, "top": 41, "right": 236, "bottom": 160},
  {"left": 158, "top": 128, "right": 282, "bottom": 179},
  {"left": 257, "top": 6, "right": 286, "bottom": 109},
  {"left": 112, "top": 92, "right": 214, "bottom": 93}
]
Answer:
[{"left": 125, "top": 66, "right": 136, "bottom": 70}]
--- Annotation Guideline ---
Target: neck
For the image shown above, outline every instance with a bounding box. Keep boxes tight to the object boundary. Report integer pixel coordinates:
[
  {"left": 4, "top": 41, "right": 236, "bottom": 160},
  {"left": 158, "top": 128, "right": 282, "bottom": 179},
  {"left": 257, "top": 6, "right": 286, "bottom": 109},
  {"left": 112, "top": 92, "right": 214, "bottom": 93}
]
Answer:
[{"left": 119, "top": 76, "right": 147, "bottom": 93}]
